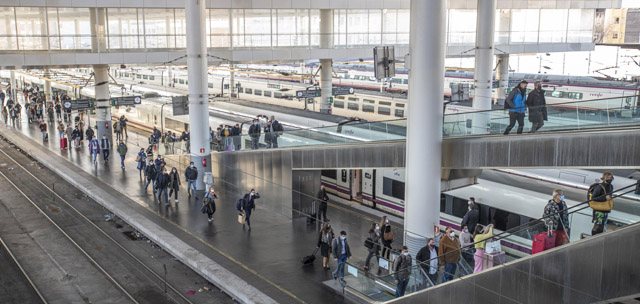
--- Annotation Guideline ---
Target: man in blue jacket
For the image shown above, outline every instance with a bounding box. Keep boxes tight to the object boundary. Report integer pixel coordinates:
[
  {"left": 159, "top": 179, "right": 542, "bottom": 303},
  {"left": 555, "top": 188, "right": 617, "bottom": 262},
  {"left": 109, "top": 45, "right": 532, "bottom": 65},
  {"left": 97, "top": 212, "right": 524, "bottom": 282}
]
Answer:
[{"left": 503, "top": 80, "right": 528, "bottom": 135}]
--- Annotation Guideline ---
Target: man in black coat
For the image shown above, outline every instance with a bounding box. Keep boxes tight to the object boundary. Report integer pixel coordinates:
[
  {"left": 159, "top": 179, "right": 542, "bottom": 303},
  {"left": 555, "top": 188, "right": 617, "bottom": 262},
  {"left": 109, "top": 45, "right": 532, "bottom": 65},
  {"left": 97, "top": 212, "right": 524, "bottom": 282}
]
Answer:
[
  {"left": 525, "top": 81, "right": 548, "bottom": 133},
  {"left": 461, "top": 198, "right": 480, "bottom": 234},
  {"left": 416, "top": 238, "right": 439, "bottom": 286},
  {"left": 248, "top": 119, "right": 261, "bottom": 150},
  {"left": 317, "top": 185, "right": 329, "bottom": 222}
]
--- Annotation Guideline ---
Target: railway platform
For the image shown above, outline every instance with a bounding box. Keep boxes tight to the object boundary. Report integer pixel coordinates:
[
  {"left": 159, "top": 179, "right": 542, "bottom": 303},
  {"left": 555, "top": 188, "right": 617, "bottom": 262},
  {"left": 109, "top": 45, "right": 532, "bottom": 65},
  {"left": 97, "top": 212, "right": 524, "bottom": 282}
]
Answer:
[{"left": 0, "top": 113, "right": 406, "bottom": 304}]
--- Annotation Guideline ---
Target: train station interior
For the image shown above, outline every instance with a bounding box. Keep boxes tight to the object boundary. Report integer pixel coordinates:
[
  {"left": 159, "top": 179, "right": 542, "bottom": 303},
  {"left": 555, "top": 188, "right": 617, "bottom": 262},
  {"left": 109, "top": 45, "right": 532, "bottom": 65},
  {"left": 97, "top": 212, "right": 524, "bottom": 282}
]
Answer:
[{"left": 0, "top": 1, "right": 639, "bottom": 303}]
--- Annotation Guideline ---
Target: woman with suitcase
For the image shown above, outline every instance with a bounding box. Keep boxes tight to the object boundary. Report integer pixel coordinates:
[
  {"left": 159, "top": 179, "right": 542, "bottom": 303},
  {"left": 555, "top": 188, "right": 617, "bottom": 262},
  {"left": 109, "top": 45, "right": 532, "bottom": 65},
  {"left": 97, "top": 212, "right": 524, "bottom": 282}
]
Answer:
[
  {"left": 317, "top": 221, "right": 334, "bottom": 270},
  {"left": 201, "top": 187, "right": 217, "bottom": 223}
]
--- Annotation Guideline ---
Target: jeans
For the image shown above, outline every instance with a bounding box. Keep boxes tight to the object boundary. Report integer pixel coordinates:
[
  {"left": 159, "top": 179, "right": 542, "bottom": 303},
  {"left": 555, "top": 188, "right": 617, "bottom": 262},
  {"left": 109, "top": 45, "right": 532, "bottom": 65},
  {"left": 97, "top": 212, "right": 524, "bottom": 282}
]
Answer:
[
  {"left": 504, "top": 112, "right": 525, "bottom": 135},
  {"left": 271, "top": 136, "right": 278, "bottom": 148},
  {"left": 103, "top": 149, "right": 110, "bottom": 161},
  {"left": 318, "top": 203, "right": 328, "bottom": 222},
  {"left": 41, "top": 131, "right": 47, "bottom": 140},
  {"left": 119, "top": 155, "right": 125, "bottom": 167},
  {"left": 157, "top": 187, "right": 169, "bottom": 204},
  {"left": 187, "top": 180, "right": 197, "bottom": 196},
  {"left": 251, "top": 137, "right": 259, "bottom": 150},
  {"left": 365, "top": 251, "right": 378, "bottom": 268},
  {"left": 92, "top": 151, "right": 98, "bottom": 163},
  {"left": 426, "top": 270, "right": 438, "bottom": 286},
  {"left": 145, "top": 178, "right": 156, "bottom": 191},
  {"left": 59, "top": 131, "right": 64, "bottom": 138},
  {"left": 395, "top": 277, "right": 409, "bottom": 298},
  {"left": 333, "top": 254, "right": 347, "bottom": 279},
  {"left": 441, "top": 263, "right": 457, "bottom": 283},
  {"left": 169, "top": 187, "right": 179, "bottom": 199}
]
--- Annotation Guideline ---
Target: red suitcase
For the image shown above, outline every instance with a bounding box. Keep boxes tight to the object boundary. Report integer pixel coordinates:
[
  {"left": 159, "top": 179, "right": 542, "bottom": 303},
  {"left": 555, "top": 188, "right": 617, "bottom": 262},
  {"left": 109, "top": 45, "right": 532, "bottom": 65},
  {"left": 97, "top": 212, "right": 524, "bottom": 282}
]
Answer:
[
  {"left": 60, "top": 138, "right": 68, "bottom": 149},
  {"left": 532, "top": 231, "right": 556, "bottom": 254}
]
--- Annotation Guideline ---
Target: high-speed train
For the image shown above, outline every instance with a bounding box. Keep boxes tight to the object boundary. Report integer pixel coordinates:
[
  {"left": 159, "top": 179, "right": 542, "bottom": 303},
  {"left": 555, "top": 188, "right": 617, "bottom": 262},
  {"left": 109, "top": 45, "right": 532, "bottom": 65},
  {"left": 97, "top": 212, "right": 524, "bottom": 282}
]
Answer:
[{"left": 320, "top": 168, "right": 640, "bottom": 257}]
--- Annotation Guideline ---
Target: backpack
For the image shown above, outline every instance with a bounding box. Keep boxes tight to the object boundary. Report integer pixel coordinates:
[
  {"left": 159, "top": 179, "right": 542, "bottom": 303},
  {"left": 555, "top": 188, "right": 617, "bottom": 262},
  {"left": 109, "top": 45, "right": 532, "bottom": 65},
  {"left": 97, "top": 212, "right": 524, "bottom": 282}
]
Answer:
[
  {"left": 236, "top": 198, "right": 244, "bottom": 211},
  {"left": 364, "top": 237, "right": 374, "bottom": 249}
]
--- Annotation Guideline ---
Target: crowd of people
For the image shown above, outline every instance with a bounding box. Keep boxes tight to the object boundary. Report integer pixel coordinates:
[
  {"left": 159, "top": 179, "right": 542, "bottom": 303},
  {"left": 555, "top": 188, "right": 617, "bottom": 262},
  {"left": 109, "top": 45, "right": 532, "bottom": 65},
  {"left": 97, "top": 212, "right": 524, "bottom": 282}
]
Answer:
[{"left": 208, "top": 115, "right": 283, "bottom": 151}]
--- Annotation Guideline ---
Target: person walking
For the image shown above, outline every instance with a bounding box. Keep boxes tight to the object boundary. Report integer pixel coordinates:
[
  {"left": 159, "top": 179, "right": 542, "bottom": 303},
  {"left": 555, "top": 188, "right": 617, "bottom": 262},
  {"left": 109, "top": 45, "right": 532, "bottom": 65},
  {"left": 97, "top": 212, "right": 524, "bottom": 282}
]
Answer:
[
  {"left": 380, "top": 216, "right": 394, "bottom": 260},
  {"left": 116, "top": 140, "right": 128, "bottom": 169},
  {"left": 144, "top": 159, "right": 157, "bottom": 192},
  {"left": 331, "top": 231, "right": 351, "bottom": 283},
  {"left": 269, "top": 116, "right": 283, "bottom": 148},
  {"left": 39, "top": 120, "right": 48, "bottom": 141},
  {"left": 156, "top": 168, "right": 170, "bottom": 205},
  {"left": 2, "top": 106, "right": 8, "bottom": 125},
  {"left": 503, "top": 80, "right": 528, "bottom": 135},
  {"left": 317, "top": 221, "right": 334, "bottom": 270},
  {"left": 241, "top": 189, "right": 260, "bottom": 229},
  {"left": 461, "top": 198, "right": 480, "bottom": 236},
  {"left": 248, "top": 119, "right": 261, "bottom": 150},
  {"left": 113, "top": 119, "right": 122, "bottom": 142},
  {"left": 438, "top": 227, "right": 461, "bottom": 283},
  {"left": 543, "top": 189, "right": 570, "bottom": 246},
  {"left": 317, "top": 184, "right": 329, "bottom": 222},
  {"left": 168, "top": 167, "right": 181, "bottom": 204},
  {"left": 416, "top": 238, "right": 439, "bottom": 285},
  {"left": 119, "top": 115, "right": 128, "bottom": 138},
  {"left": 85, "top": 126, "right": 94, "bottom": 146},
  {"left": 364, "top": 222, "right": 381, "bottom": 271},
  {"left": 71, "top": 126, "right": 81, "bottom": 148},
  {"left": 392, "top": 246, "right": 412, "bottom": 298},
  {"left": 136, "top": 148, "right": 147, "bottom": 177},
  {"left": 472, "top": 224, "right": 493, "bottom": 273},
  {"left": 185, "top": 162, "right": 199, "bottom": 199},
  {"left": 89, "top": 136, "right": 100, "bottom": 164},
  {"left": 57, "top": 121, "right": 65, "bottom": 139},
  {"left": 100, "top": 135, "right": 110, "bottom": 163},
  {"left": 65, "top": 123, "right": 73, "bottom": 146},
  {"left": 55, "top": 102, "right": 61, "bottom": 120},
  {"left": 590, "top": 172, "right": 615, "bottom": 236},
  {"left": 201, "top": 187, "right": 217, "bottom": 222},
  {"left": 526, "top": 81, "right": 548, "bottom": 133},
  {"left": 47, "top": 105, "right": 54, "bottom": 125},
  {"left": 154, "top": 155, "right": 166, "bottom": 187}
]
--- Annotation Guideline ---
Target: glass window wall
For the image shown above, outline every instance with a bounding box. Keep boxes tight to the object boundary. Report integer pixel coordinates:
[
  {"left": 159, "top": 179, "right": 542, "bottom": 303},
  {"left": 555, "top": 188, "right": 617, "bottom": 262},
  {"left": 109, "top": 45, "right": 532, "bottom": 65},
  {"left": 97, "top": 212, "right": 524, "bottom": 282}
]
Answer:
[
  {"left": 510, "top": 9, "right": 540, "bottom": 43},
  {"left": 448, "top": 9, "right": 477, "bottom": 45},
  {"left": 538, "top": 9, "right": 568, "bottom": 43},
  {"left": 15, "top": 7, "right": 48, "bottom": 50},
  {"left": 107, "top": 8, "right": 141, "bottom": 49},
  {"left": 0, "top": 7, "right": 18, "bottom": 50}
]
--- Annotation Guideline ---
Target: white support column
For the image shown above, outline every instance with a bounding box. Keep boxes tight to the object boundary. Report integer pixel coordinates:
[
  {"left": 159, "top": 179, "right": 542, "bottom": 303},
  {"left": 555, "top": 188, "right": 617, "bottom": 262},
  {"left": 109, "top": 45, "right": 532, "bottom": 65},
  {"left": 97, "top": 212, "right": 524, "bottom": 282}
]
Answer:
[
  {"left": 494, "top": 54, "right": 509, "bottom": 106},
  {"left": 90, "top": 8, "right": 107, "bottom": 52},
  {"left": 319, "top": 9, "right": 333, "bottom": 114},
  {"left": 229, "top": 64, "right": 235, "bottom": 97},
  {"left": 94, "top": 64, "right": 112, "bottom": 145},
  {"left": 186, "top": 0, "right": 211, "bottom": 191},
  {"left": 472, "top": 0, "right": 497, "bottom": 134},
  {"left": 44, "top": 70, "right": 51, "bottom": 105},
  {"left": 404, "top": 0, "right": 446, "bottom": 258},
  {"left": 167, "top": 66, "right": 173, "bottom": 87},
  {"left": 10, "top": 70, "right": 16, "bottom": 100}
]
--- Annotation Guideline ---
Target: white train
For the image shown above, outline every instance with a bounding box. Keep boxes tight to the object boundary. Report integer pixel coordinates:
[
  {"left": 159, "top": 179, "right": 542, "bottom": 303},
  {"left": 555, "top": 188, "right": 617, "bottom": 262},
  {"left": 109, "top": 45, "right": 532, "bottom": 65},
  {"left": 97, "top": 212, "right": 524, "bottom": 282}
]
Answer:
[{"left": 321, "top": 168, "right": 640, "bottom": 257}]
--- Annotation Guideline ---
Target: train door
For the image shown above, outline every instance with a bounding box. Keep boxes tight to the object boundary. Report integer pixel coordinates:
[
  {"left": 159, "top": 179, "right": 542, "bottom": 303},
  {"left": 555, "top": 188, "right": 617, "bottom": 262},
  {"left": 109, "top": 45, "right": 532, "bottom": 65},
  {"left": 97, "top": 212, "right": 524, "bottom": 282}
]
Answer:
[
  {"left": 362, "top": 169, "right": 375, "bottom": 208},
  {"left": 352, "top": 170, "right": 363, "bottom": 203}
]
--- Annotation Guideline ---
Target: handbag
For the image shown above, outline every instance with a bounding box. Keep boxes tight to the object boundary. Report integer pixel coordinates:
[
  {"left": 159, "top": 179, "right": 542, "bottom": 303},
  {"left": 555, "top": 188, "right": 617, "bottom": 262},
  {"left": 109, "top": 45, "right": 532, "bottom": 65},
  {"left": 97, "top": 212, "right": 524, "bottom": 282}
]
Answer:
[
  {"left": 135, "top": 155, "right": 141, "bottom": 162},
  {"left": 383, "top": 226, "right": 394, "bottom": 241},
  {"left": 238, "top": 212, "right": 246, "bottom": 224},
  {"left": 589, "top": 199, "right": 613, "bottom": 212},
  {"left": 484, "top": 239, "right": 502, "bottom": 254},
  {"left": 364, "top": 237, "right": 374, "bottom": 249}
]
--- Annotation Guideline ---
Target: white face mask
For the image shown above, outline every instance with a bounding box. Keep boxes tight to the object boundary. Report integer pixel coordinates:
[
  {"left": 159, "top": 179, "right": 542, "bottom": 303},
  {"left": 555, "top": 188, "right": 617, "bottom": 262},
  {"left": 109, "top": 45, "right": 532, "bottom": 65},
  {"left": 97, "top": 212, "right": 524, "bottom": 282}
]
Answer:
[
  {"left": 449, "top": 232, "right": 455, "bottom": 237},
  {"left": 403, "top": 252, "right": 409, "bottom": 256}
]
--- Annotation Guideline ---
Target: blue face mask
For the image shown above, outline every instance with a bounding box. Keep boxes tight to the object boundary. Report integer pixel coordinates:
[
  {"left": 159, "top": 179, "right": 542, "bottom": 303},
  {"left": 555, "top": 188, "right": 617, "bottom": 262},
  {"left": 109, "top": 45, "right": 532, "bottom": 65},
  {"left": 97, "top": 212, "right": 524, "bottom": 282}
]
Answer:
[
  {"left": 341, "top": 236, "right": 346, "bottom": 240},
  {"left": 560, "top": 195, "right": 565, "bottom": 201},
  {"left": 403, "top": 252, "right": 409, "bottom": 256}
]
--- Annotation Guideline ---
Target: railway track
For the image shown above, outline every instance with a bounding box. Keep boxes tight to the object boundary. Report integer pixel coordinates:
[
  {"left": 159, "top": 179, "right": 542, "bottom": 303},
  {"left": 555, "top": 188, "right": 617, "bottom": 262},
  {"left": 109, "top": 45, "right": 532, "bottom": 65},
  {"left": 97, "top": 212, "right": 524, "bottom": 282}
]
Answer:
[
  {"left": 0, "top": 236, "right": 47, "bottom": 304},
  {"left": 0, "top": 140, "right": 197, "bottom": 304}
]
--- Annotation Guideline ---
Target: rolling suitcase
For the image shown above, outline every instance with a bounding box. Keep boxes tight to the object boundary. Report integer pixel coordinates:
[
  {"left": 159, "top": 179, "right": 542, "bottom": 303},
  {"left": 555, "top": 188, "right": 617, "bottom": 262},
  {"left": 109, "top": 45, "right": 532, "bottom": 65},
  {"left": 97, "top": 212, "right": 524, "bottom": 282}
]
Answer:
[
  {"left": 301, "top": 247, "right": 319, "bottom": 265},
  {"left": 60, "top": 137, "right": 68, "bottom": 149},
  {"left": 482, "top": 251, "right": 506, "bottom": 269},
  {"left": 307, "top": 200, "right": 316, "bottom": 225},
  {"left": 532, "top": 231, "right": 556, "bottom": 254}
]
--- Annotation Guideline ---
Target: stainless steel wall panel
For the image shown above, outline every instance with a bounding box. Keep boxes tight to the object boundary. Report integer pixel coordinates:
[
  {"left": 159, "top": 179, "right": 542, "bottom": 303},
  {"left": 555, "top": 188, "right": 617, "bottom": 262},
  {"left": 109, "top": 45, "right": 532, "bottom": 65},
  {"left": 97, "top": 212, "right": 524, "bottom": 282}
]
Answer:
[
  {"left": 301, "top": 149, "right": 314, "bottom": 169},
  {"left": 311, "top": 148, "right": 325, "bottom": 169},
  {"left": 323, "top": 147, "right": 338, "bottom": 169}
]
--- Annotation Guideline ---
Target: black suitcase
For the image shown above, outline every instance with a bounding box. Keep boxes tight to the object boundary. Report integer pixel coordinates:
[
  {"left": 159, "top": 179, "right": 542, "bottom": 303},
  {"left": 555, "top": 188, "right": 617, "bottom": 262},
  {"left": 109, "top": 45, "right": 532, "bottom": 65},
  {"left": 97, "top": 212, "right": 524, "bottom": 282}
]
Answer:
[
  {"left": 301, "top": 247, "right": 319, "bottom": 265},
  {"left": 306, "top": 200, "right": 317, "bottom": 224}
]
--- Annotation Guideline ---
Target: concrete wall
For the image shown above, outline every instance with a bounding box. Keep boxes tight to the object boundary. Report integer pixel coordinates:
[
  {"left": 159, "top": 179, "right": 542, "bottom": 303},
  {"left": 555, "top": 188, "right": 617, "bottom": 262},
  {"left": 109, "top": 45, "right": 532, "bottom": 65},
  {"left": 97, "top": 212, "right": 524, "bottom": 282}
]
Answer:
[{"left": 391, "top": 222, "right": 640, "bottom": 304}]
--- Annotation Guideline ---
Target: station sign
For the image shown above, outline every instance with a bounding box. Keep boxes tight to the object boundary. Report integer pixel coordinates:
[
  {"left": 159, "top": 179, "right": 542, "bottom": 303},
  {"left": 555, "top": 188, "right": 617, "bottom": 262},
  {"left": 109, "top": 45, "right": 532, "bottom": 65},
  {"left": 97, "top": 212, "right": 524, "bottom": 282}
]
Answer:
[
  {"left": 63, "top": 99, "right": 95, "bottom": 110},
  {"left": 332, "top": 87, "right": 355, "bottom": 96},
  {"left": 296, "top": 89, "right": 321, "bottom": 99},
  {"left": 112, "top": 96, "right": 142, "bottom": 106}
]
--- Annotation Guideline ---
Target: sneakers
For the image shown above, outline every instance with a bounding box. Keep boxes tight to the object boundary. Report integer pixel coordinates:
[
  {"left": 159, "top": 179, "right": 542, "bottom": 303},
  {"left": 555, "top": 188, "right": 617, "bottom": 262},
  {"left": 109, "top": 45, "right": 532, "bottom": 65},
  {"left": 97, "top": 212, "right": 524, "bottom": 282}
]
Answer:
[
  {"left": 333, "top": 273, "right": 337, "bottom": 280},
  {"left": 207, "top": 218, "right": 213, "bottom": 222},
  {"left": 174, "top": 199, "right": 179, "bottom": 203}
]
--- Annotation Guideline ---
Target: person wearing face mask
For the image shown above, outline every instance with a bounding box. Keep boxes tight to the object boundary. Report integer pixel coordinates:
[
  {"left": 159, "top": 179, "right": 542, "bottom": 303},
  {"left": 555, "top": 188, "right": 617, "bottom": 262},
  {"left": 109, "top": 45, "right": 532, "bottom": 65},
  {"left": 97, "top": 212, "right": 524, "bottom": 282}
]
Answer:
[
  {"left": 184, "top": 162, "right": 199, "bottom": 199},
  {"left": 543, "top": 189, "right": 570, "bottom": 247},
  {"left": 459, "top": 225, "right": 475, "bottom": 267},
  {"left": 590, "top": 172, "right": 615, "bottom": 236},
  {"left": 416, "top": 239, "right": 439, "bottom": 285},
  {"left": 472, "top": 224, "right": 494, "bottom": 273},
  {"left": 331, "top": 231, "right": 351, "bottom": 283},
  {"left": 380, "top": 216, "right": 394, "bottom": 260},
  {"left": 317, "top": 221, "right": 334, "bottom": 270},
  {"left": 392, "top": 246, "right": 412, "bottom": 298},
  {"left": 248, "top": 119, "right": 261, "bottom": 150},
  {"left": 168, "top": 167, "right": 181, "bottom": 204},
  {"left": 156, "top": 169, "right": 170, "bottom": 205},
  {"left": 438, "top": 227, "right": 461, "bottom": 283},
  {"left": 100, "top": 135, "right": 110, "bottom": 163},
  {"left": 364, "top": 223, "right": 381, "bottom": 271},
  {"left": 525, "top": 81, "right": 547, "bottom": 133},
  {"left": 201, "top": 187, "right": 218, "bottom": 222},
  {"left": 241, "top": 189, "right": 260, "bottom": 229},
  {"left": 144, "top": 159, "right": 157, "bottom": 192},
  {"left": 461, "top": 197, "right": 479, "bottom": 237},
  {"left": 503, "top": 80, "right": 528, "bottom": 135}
]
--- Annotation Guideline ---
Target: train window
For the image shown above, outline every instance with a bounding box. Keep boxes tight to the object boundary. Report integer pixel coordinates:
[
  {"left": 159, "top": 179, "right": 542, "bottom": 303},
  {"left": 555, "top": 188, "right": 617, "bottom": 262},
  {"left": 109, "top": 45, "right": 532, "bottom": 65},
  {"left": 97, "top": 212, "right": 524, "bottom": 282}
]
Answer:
[
  {"left": 321, "top": 170, "right": 337, "bottom": 180},
  {"left": 403, "top": 79, "right": 408, "bottom": 84},
  {"left": 179, "top": 79, "right": 185, "bottom": 84},
  {"left": 451, "top": 197, "right": 468, "bottom": 218},
  {"left": 245, "top": 88, "right": 252, "bottom": 94},
  {"left": 334, "top": 100, "right": 344, "bottom": 108},
  {"left": 391, "top": 78, "right": 402, "bottom": 84},
  {"left": 383, "top": 177, "right": 405, "bottom": 200},
  {"left": 440, "top": 194, "right": 446, "bottom": 213},
  {"left": 567, "top": 92, "right": 583, "bottom": 100},
  {"left": 395, "top": 109, "right": 404, "bottom": 117},
  {"left": 396, "top": 103, "right": 405, "bottom": 108},
  {"left": 254, "top": 89, "right": 262, "bottom": 96},
  {"left": 550, "top": 91, "right": 564, "bottom": 98},
  {"left": 348, "top": 103, "right": 359, "bottom": 110},
  {"left": 488, "top": 207, "right": 521, "bottom": 232},
  {"left": 336, "top": 95, "right": 345, "bottom": 99},
  {"left": 143, "top": 75, "right": 148, "bottom": 80},
  {"left": 379, "top": 101, "right": 392, "bottom": 106},
  {"left": 274, "top": 92, "right": 282, "bottom": 98},
  {"left": 363, "top": 99, "right": 375, "bottom": 104},
  {"left": 363, "top": 105, "right": 374, "bottom": 113},
  {"left": 124, "top": 73, "right": 129, "bottom": 77},
  {"left": 263, "top": 91, "right": 271, "bottom": 97},
  {"left": 238, "top": 87, "right": 244, "bottom": 93},
  {"left": 149, "top": 76, "right": 155, "bottom": 81},
  {"left": 136, "top": 75, "right": 142, "bottom": 79},
  {"left": 208, "top": 83, "right": 213, "bottom": 88},
  {"left": 378, "top": 107, "right": 391, "bottom": 115},
  {"left": 348, "top": 97, "right": 359, "bottom": 102}
]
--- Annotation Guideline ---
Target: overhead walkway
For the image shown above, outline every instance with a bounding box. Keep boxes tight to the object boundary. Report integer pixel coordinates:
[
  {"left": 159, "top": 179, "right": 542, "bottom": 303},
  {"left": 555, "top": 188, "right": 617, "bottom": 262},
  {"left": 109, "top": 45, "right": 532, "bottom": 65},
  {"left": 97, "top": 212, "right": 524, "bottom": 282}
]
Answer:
[
  {"left": 342, "top": 182, "right": 640, "bottom": 303},
  {"left": 205, "top": 96, "right": 640, "bottom": 169}
]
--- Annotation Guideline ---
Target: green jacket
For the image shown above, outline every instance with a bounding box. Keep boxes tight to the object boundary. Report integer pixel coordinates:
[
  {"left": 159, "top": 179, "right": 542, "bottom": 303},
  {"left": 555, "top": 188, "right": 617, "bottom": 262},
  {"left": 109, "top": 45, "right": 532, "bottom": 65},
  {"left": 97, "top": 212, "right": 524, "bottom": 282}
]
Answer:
[{"left": 117, "top": 143, "right": 128, "bottom": 156}]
